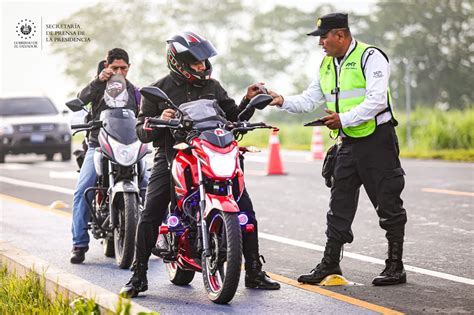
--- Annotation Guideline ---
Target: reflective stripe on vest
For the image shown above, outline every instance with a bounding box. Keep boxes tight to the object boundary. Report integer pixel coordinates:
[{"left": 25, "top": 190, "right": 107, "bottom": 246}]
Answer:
[{"left": 319, "top": 41, "right": 389, "bottom": 138}]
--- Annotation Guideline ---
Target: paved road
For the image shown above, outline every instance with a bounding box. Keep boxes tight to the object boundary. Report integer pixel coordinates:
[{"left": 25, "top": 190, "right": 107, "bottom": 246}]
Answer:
[{"left": 0, "top": 151, "right": 473, "bottom": 314}]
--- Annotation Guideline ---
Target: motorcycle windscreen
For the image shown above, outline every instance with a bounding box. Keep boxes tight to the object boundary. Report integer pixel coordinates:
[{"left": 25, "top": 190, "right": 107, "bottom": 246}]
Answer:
[
  {"left": 178, "top": 99, "right": 228, "bottom": 131},
  {"left": 99, "top": 108, "right": 138, "bottom": 145}
]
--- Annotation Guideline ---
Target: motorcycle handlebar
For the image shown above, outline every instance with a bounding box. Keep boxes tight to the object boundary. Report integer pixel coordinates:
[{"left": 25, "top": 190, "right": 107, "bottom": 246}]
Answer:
[
  {"left": 146, "top": 118, "right": 181, "bottom": 129},
  {"left": 228, "top": 121, "right": 272, "bottom": 131},
  {"left": 71, "top": 123, "right": 91, "bottom": 129},
  {"left": 71, "top": 121, "right": 102, "bottom": 130}
]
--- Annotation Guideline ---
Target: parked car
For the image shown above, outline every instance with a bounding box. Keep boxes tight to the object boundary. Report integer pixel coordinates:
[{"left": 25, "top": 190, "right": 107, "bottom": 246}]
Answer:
[{"left": 0, "top": 96, "right": 71, "bottom": 163}]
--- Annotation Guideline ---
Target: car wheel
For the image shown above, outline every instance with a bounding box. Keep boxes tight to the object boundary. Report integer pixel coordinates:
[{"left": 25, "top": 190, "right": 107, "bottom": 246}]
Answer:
[
  {"left": 61, "top": 150, "right": 71, "bottom": 161},
  {"left": 0, "top": 154, "right": 5, "bottom": 164},
  {"left": 46, "top": 153, "right": 55, "bottom": 161}
]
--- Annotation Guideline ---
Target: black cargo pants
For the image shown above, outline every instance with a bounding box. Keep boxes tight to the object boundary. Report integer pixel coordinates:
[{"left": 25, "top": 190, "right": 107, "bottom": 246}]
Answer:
[
  {"left": 326, "top": 123, "right": 407, "bottom": 244},
  {"left": 135, "top": 154, "right": 259, "bottom": 265}
]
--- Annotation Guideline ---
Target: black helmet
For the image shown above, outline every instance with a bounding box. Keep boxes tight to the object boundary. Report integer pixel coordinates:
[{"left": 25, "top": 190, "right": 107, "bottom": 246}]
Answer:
[{"left": 166, "top": 31, "right": 217, "bottom": 86}]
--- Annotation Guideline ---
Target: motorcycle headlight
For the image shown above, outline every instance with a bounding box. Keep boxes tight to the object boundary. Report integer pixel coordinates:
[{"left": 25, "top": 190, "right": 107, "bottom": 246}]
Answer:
[
  {"left": 201, "top": 145, "right": 238, "bottom": 178},
  {"left": 108, "top": 137, "right": 141, "bottom": 166},
  {"left": 0, "top": 124, "right": 14, "bottom": 136}
]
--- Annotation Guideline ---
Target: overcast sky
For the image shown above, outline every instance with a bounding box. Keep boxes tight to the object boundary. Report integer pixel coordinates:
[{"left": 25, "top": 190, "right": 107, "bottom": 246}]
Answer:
[{"left": 1, "top": 0, "right": 376, "bottom": 108}]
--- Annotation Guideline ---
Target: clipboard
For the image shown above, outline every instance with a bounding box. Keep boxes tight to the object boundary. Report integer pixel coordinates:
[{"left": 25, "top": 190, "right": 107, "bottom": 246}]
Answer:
[{"left": 303, "top": 118, "right": 325, "bottom": 127}]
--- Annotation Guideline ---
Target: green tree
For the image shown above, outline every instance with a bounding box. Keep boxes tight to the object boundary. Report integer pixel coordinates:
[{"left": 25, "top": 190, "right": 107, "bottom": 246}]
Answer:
[
  {"left": 355, "top": 0, "right": 473, "bottom": 109},
  {"left": 51, "top": 0, "right": 248, "bottom": 95}
]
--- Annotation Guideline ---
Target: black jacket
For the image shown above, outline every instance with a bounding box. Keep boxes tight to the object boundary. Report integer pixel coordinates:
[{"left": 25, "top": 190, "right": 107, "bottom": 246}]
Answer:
[
  {"left": 136, "top": 72, "right": 254, "bottom": 158},
  {"left": 78, "top": 77, "right": 139, "bottom": 144}
]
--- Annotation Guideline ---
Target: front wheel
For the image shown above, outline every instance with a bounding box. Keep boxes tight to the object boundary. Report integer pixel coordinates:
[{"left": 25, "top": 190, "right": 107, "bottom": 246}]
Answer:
[
  {"left": 202, "top": 211, "right": 242, "bottom": 304},
  {"left": 114, "top": 192, "right": 138, "bottom": 269}
]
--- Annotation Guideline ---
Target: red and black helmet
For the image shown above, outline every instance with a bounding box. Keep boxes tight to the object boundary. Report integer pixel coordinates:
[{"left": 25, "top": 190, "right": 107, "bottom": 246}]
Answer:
[{"left": 166, "top": 31, "right": 217, "bottom": 86}]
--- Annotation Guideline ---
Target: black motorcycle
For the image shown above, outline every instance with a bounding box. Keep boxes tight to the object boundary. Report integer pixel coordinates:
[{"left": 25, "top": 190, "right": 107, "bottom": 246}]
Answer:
[{"left": 66, "top": 99, "right": 148, "bottom": 268}]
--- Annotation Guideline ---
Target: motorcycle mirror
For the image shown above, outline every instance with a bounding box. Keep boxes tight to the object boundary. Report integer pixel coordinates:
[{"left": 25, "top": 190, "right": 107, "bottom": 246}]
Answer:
[
  {"left": 65, "top": 98, "right": 85, "bottom": 112},
  {"left": 247, "top": 94, "right": 273, "bottom": 110},
  {"left": 140, "top": 86, "right": 174, "bottom": 107},
  {"left": 237, "top": 94, "right": 273, "bottom": 121}
]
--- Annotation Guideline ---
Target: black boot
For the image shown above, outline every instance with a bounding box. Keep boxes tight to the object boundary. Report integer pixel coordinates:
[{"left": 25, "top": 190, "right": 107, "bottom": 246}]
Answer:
[
  {"left": 70, "top": 246, "right": 89, "bottom": 264},
  {"left": 298, "top": 239, "right": 342, "bottom": 285},
  {"left": 372, "top": 241, "right": 406, "bottom": 286},
  {"left": 245, "top": 255, "right": 280, "bottom": 290},
  {"left": 119, "top": 262, "right": 148, "bottom": 298}
]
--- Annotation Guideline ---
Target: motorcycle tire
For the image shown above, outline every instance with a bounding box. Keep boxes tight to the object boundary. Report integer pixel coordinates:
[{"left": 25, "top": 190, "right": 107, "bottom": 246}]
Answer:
[
  {"left": 114, "top": 192, "right": 138, "bottom": 269},
  {"left": 167, "top": 261, "right": 195, "bottom": 285},
  {"left": 202, "top": 211, "right": 242, "bottom": 304},
  {"left": 103, "top": 238, "right": 115, "bottom": 257},
  {"left": 162, "top": 233, "right": 195, "bottom": 285}
]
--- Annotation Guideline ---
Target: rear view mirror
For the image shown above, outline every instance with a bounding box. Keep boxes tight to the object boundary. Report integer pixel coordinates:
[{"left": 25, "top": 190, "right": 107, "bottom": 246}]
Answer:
[
  {"left": 247, "top": 94, "right": 273, "bottom": 110},
  {"left": 65, "top": 98, "right": 85, "bottom": 112},
  {"left": 140, "top": 86, "right": 173, "bottom": 105}
]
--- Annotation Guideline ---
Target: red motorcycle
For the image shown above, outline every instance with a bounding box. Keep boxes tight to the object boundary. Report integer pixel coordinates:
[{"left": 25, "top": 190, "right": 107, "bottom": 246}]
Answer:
[{"left": 140, "top": 86, "right": 274, "bottom": 304}]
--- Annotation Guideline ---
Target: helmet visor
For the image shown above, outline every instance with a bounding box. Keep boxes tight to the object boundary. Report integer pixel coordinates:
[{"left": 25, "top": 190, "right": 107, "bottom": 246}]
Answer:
[{"left": 181, "top": 41, "right": 217, "bottom": 64}]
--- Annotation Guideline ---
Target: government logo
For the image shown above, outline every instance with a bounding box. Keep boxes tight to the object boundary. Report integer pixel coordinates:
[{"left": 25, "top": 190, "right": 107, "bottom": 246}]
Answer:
[{"left": 16, "top": 19, "right": 37, "bottom": 40}]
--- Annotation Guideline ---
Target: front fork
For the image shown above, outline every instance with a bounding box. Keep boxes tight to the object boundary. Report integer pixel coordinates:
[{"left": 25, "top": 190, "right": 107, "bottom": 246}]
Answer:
[{"left": 196, "top": 158, "right": 212, "bottom": 257}]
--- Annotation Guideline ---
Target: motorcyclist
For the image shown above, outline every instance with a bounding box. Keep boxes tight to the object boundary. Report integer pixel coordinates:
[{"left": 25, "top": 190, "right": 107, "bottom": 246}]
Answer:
[
  {"left": 73, "top": 60, "right": 105, "bottom": 169},
  {"left": 70, "top": 48, "right": 148, "bottom": 264},
  {"left": 120, "top": 31, "right": 280, "bottom": 298}
]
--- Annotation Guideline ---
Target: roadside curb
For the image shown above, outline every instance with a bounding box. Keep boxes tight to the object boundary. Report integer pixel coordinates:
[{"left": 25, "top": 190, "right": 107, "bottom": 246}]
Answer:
[{"left": 0, "top": 240, "right": 155, "bottom": 314}]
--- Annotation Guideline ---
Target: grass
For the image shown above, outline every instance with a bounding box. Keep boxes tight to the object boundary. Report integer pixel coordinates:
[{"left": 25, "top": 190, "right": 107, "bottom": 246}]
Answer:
[
  {"left": 0, "top": 265, "right": 157, "bottom": 315},
  {"left": 74, "top": 108, "right": 473, "bottom": 161},
  {"left": 0, "top": 266, "right": 71, "bottom": 314},
  {"left": 238, "top": 108, "right": 474, "bottom": 162}
]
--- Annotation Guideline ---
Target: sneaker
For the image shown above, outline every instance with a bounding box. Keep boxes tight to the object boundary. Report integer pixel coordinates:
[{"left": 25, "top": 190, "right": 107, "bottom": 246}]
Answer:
[{"left": 70, "top": 246, "right": 89, "bottom": 264}]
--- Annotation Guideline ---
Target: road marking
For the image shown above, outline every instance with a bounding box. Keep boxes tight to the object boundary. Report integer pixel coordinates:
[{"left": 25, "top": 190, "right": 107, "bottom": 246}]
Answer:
[
  {"left": 1, "top": 183, "right": 473, "bottom": 287},
  {"left": 0, "top": 193, "right": 70, "bottom": 218},
  {"left": 0, "top": 164, "right": 29, "bottom": 170},
  {"left": 3, "top": 193, "right": 399, "bottom": 315},
  {"left": 422, "top": 188, "right": 474, "bottom": 197},
  {"left": 0, "top": 176, "right": 74, "bottom": 195},
  {"left": 267, "top": 272, "right": 403, "bottom": 315},
  {"left": 259, "top": 232, "right": 474, "bottom": 286},
  {"left": 49, "top": 171, "right": 79, "bottom": 179}
]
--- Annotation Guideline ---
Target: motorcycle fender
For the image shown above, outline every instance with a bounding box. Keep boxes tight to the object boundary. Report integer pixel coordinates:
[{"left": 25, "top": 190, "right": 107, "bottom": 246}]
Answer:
[
  {"left": 204, "top": 194, "right": 239, "bottom": 218},
  {"left": 109, "top": 180, "right": 139, "bottom": 227},
  {"left": 110, "top": 180, "right": 139, "bottom": 203}
]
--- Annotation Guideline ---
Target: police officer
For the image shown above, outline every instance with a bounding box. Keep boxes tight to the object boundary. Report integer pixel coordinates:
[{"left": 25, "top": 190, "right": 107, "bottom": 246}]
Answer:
[
  {"left": 120, "top": 31, "right": 280, "bottom": 298},
  {"left": 269, "top": 13, "right": 407, "bottom": 286}
]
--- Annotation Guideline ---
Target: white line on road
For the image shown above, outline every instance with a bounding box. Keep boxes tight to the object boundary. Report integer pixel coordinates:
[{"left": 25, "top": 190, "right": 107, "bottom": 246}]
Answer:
[
  {"left": 0, "top": 176, "right": 75, "bottom": 195},
  {"left": 2, "top": 175, "right": 473, "bottom": 286},
  {"left": 0, "top": 164, "right": 29, "bottom": 170},
  {"left": 422, "top": 188, "right": 474, "bottom": 197},
  {"left": 259, "top": 232, "right": 474, "bottom": 286},
  {"left": 49, "top": 171, "right": 79, "bottom": 179}
]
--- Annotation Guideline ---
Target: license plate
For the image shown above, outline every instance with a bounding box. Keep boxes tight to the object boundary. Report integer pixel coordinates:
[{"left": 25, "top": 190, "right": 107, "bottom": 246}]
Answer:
[{"left": 30, "top": 133, "right": 45, "bottom": 143}]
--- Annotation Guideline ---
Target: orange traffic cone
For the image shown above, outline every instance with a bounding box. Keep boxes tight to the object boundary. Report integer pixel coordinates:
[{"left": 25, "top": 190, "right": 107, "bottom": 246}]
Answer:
[
  {"left": 266, "top": 129, "right": 285, "bottom": 175},
  {"left": 309, "top": 126, "right": 324, "bottom": 160}
]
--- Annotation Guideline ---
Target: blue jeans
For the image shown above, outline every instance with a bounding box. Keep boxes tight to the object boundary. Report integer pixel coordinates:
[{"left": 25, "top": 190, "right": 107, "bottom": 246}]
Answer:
[{"left": 71, "top": 144, "right": 149, "bottom": 247}]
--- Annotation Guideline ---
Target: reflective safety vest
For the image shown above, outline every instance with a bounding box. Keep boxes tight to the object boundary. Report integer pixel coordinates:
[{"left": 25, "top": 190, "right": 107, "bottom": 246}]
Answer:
[{"left": 319, "top": 41, "right": 393, "bottom": 138}]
